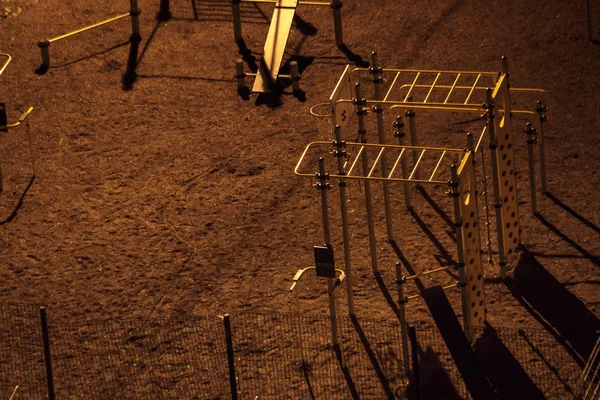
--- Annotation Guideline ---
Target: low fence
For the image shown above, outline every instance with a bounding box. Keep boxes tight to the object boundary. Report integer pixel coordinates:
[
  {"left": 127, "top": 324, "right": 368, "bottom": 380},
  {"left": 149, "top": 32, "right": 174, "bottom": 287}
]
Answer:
[{"left": 0, "top": 303, "right": 583, "bottom": 399}]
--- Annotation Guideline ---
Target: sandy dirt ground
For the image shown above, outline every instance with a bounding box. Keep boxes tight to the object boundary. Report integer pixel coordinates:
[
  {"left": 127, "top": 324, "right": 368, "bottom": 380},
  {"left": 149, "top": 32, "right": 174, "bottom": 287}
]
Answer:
[{"left": 1, "top": 0, "right": 600, "bottom": 397}]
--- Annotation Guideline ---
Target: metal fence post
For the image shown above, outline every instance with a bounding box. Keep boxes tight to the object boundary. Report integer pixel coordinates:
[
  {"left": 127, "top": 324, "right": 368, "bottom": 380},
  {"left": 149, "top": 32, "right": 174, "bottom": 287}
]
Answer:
[
  {"left": 40, "top": 307, "right": 55, "bottom": 400},
  {"left": 223, "top": 314, "right": 238, "bottom": 400}
]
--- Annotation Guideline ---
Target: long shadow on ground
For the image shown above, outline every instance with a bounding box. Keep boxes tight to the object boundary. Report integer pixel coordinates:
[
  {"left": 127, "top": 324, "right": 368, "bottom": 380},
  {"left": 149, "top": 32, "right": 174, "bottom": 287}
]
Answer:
[
  {"left": 505, "top": 249, "right": 600, "bottom": 367},
  {"left": 474, "top": 322, "right": 545, "bottom": 399}
]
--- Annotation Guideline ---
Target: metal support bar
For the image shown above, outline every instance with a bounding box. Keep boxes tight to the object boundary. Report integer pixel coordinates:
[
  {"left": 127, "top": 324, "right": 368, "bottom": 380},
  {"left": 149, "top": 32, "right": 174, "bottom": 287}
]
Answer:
[
  {"left": 405, "top": 109, "right": 422, "bottom": 181},
  {"left": 371, "top": 51, "right": 394, "bottom": 241},
  {"left": 354, "top": 84, "right": 378, "bottom": 274},
  {"left": 536, "top": 100, "right": 549, "bottom": 193},
  {"left": 393, "top": 116, "right": 412, "bottom": 208},
  {"left": 395, "top": 262, "right": 411, "bottom": 376},
  {"left": 334, "top": 126, "right": 355, "bottom": 315},
  {"left": 290, "top": 61, "right": 301, "bottom": 92},
  {"left": 408, "top": 149, "right": 426, "bottom": 180},
  {"left": 404, "top": 266, "right": 450, "bottom": 281},
  {"left": 331, "top": 0, "right": 344, "bottom": 46},
  {"left": 232, "top": 0, "right": 243, "bottom": 41},
  {"left": 444, "top": 73, "right": 461, "bottom": 104},
  {"left": 129, "top": 0, "right": 141, "bottom": 38},
  {"left": 525, "top": 123, "right": 538, "bottom": 214},
  {"left": 316, "top": 158, "right": 341, "bottom": 346},
  {"left": 464, "top": 74, "right": 482, "bottom": 104},
  {"left": 235, "top": 60, "right": 246, "bottom": 88},
  {"left": 37, "top": 12, "right": 132, "bottom": 68}
]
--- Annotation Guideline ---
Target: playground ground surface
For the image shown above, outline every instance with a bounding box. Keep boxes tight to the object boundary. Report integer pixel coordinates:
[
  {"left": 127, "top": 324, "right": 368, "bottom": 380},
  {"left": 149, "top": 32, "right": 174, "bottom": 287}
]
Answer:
[{"left": 1, "top": 0, "right": 600, "bottom": 397}]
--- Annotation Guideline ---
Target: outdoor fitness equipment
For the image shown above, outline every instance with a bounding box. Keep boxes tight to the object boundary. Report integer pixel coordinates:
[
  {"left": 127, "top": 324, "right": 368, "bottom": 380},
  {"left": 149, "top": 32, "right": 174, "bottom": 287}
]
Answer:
[
  {"left": 36, "top": 0, "right": 142, "bottom": 70},
  {"left": 1, "top": 53, "right": 35, "bottom": 193},
  {"left": 232, "top": 0, "right": 343, "bottom": 93},
  {"left": 328, "top": 54, "right": 551, "bottom": 278},
  {"left": 295, "top": 128, "right": 485, "bottom": 372}
]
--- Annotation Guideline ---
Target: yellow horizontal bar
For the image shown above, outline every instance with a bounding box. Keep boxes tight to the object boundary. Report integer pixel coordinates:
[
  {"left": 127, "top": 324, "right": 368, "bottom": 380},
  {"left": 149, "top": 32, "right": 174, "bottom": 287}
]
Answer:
[
  {"left": 0, "top": 53, "right": 12, "bottom": 77},
  {"left": 406, "top": 282, "right": 458, "bottom": 301},
  {"left": 405, "top": 266, "right": 450, "bottom": 281},
  {"left": 351, "top": 67, "right": 498, "bottom": 77},
  {"left": 48, "top": 12, "right": 130, "bottom": 43}
]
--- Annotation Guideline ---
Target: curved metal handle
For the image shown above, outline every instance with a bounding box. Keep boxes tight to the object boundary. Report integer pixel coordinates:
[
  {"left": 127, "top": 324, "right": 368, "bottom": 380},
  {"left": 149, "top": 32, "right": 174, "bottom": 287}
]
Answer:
[
  {"left": 0, "top": 53, "right": 12, "bottom": 77},
  {"left": 6, "top": 107, "right": 34, "bottom": 128}
]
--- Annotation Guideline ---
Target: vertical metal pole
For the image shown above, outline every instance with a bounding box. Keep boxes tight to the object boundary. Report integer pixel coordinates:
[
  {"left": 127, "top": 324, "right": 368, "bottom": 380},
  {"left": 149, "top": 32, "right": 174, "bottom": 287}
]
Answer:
[
  {"left": 157, "top": 0, "right": 172, "bottom": 21},
  {"left": 235, "top": 59, "right": 246, "bottom": 89},
  {"left": 223, "top": 314, "right": 239, "bottom": 400},
  {"left": 370, "top": 52, "right": 394, "bottom": 241},
  {"left": 38, "top": 41, "right": 51, "bottom": 67},
  {"left": 294, "top": 289, "right": 307, "bottom": 365},
  {"left": 232, "top": 0, "right": 243, "bottom": 41},
  {"left": 354, "top": 83, "right": 378, "bottom": 274},
  {"left": 395, "top": 262, "right": 411, "bottom": 376},
  {"left": 450, "top": 165, "right": 472, "bottom": 341},
  {"left": 394, "top": 116, "right": 412, "bottom": 209},
  {"left": 331, "top": 0, "right": 344, "bottom": 47},
  {"left": 316, "top": 158, "right": 339, "bottom": 346},
  {"left": 40, "top": 307, "right": 55, "bottom": 400},
  {"left": 486, "top": 88, "right": 508, "bottom": 279},
  {"left": 405, "top": 109, "right": 421, "bottom": 181},
  {"left": 334, "top": 126, "right": 355, "bottom": 316},
  {"left": 525, "top": 123, "right": 538, "bottom": 215},
  {"left": 290, "top": 61, "right": 301, "bottom": 92},
  {"left": 535, "top": 101, "right": 549, "bottom": 193},
  {"left": 129, "top": 0, "right": 141, "bottom": 38},
  {"left": 409, "top": 326, "right": 421, "bottom": 400}
]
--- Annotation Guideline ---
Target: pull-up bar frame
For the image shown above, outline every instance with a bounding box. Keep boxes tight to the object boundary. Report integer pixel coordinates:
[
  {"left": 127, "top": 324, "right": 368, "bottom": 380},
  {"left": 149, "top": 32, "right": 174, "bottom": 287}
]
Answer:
[{"left": 37, "top": 0, "right": 141, "bottom": 68}]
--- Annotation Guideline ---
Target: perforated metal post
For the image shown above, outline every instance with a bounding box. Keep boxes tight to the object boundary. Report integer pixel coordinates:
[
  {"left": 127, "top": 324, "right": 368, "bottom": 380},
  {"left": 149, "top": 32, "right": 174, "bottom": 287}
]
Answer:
[
  {"left": 232, "top": 0, "right": 243, "bottom": 41},
  {"left": 395, "top": 261, "right": 411, "bottom": 376},
  {"left": 535, "top": 100, "right": 549, "bottom": 193},
  {"left": 394, "top": 115, "right": 412, "bottom": 208},
  {"left": 334, "top": 125, "right": 355, "bottom": 315},
  {"left": 370, "top": 52, "right": 394, "bottom": 241},
  {"left": 331, "top": 0, "right": 343, "bottom": 47},
  {"left": 485, "top": 88, "right": 508, "bottom": 279},
  {"left": 290, "top": 61, "right": 301, "bottom": 92},
  {"left": 525, "top": 123, "right": 538, "bottom": 215},
  {"left": 354, "top": 83, "right": 378, "bottom": 274},
  {"left": 316, "top": 158, "right": 340, "bottom": 346},
  {"left": 449, "top": 165, "right": 472, "bottom": 341},
  {"left": 235, "top": 60, "right": 246, "bottom": 89}
]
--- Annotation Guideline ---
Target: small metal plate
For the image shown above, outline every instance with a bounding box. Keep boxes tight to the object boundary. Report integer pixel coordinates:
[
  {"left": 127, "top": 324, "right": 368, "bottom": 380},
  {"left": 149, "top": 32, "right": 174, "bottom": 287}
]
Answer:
[{"left": 314, "top": 245, "right": 335, "bottom": 278}]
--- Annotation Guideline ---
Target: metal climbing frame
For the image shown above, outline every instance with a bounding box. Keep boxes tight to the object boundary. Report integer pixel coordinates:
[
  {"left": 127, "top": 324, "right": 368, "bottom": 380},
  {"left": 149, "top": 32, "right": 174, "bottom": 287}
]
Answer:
[
  {"left": 328, "top": 56, "right": 550, "bottom": 277},
  {"left": 295, "top": 128, "right": 485, "bottom": 373}
]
